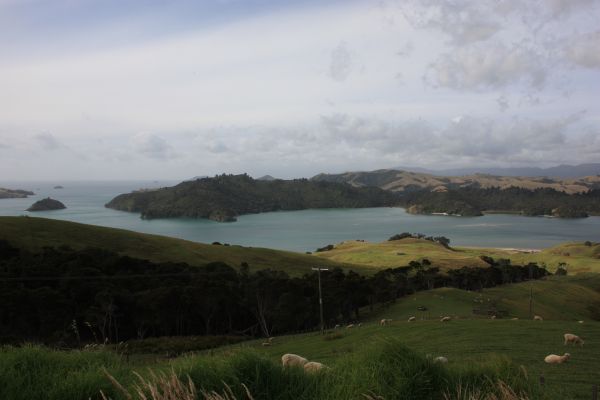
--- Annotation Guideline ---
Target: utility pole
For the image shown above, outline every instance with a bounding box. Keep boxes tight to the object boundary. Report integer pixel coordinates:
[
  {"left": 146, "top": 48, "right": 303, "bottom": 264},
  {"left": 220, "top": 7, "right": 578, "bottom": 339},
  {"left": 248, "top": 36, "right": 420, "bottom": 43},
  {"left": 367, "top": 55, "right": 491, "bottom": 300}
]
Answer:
[
  {"left": 529, "top": 264, "right": 533, "bottom": 319},
  {"left": 312, "top": 267, "right": 328, "bottom": 334}
]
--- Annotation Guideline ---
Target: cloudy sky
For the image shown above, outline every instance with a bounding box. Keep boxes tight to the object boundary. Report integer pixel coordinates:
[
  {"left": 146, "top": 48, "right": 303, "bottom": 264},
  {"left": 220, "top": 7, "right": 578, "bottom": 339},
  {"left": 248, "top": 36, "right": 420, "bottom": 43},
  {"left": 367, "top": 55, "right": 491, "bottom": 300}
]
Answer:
[{"left": 1, "top": 0, "right": 599, "bottom": 180}]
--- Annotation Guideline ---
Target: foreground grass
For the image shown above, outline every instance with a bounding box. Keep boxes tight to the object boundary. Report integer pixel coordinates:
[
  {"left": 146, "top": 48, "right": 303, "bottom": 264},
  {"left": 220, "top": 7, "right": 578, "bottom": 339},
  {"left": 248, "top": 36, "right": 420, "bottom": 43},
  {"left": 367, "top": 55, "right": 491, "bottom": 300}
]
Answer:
[
  {"left": 0, "top": 216, "right": 355, "bottom": 275},
  {"left": 0, "top": 340, "right": 545, "bottom": 400},
  {"left": 314, "top": 238, "right": 600, "bottom": 273}
]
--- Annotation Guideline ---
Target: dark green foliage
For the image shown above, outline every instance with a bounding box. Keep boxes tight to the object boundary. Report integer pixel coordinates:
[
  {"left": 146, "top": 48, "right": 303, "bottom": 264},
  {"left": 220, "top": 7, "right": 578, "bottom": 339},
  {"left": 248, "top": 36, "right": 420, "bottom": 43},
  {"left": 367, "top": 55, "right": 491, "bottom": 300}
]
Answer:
[
  {"left": 401, "top": 187, "right": 600, "bottom": 218},
  {"left": 106, "top": 174, "right": 398, "bottom": 220},
  {"left": 0, "top": 240, "right": 548, "bottom": 344},
  {"left": 26, "top": 197, "right": 66, "bottom": 211}
]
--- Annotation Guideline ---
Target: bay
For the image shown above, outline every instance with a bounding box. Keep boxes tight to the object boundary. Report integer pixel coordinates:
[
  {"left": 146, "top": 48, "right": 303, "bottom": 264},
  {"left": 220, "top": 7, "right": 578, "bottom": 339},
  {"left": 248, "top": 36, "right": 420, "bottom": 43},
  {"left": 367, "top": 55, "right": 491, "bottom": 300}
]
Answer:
[{"left": 0, "top": 180, "right": 599, "bottom": 252}]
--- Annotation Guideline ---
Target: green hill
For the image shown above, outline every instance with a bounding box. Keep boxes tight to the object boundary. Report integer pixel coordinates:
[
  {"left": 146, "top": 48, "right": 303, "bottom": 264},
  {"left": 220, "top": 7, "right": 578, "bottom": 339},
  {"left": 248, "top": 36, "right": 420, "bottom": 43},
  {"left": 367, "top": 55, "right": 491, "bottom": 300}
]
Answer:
[
  {"left": 315, "top": 237, "right": 600, "bottom": 273},
  {"left": 0, "top": 216, "right": 356, "bottom": 275},
  {"left": 105, "top": 173, "right": 398, "bottom": 221}
]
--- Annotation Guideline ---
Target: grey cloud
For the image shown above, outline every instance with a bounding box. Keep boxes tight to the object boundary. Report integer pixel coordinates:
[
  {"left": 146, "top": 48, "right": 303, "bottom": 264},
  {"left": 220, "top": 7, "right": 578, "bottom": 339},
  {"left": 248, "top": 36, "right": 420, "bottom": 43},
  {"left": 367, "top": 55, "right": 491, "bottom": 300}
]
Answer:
[
  {"left": 426, "top": 43, "right": 547, "bottom": 90},
  {"left": 565, "top": 31, "right": 600, "bottom": 69},
  {"left": 496, "top": 95, "right": 509, "bottom": 112},
  {"left": 400, "top": 1, "right": 502, "bottom": 45},
  {"left": 34, "top": 132, "right": 62, "bottom": 150},
  {"left": 329, "top": 41, "right": 353, "bottom": 82},
  {"left": 132, "top": 133, "right": 176, "bottom": 160}
]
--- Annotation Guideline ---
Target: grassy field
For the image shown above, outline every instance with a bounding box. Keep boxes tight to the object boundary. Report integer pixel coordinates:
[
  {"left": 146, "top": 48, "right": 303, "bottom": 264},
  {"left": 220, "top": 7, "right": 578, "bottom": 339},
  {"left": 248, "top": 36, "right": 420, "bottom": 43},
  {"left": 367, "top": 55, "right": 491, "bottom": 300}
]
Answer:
[
  {"left": 0, "top": 216, "right": 356, "bottom": 275},
  {"left": 314, "top": 238, "right": 600, "bottom": 273},
  {"left": 1, "top": 277, "right": 598, "bottom": 399}
]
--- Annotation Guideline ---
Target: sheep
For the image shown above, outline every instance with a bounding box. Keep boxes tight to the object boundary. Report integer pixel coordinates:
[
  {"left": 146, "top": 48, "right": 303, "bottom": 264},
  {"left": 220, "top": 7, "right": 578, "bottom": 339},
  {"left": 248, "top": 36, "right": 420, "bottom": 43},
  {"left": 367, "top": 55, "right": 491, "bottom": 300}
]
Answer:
[
  {"left": 408, "top": 316, "right": 416, "bottom": 322},
  {"left": 490, "top": 315, "right": 496, "bottom": 320},
  {"left": 511, "top": 317, "right": 519, "bottom": 320},
  {"left": 281, "top": 353, "right": 308, "bottom": 368},
  {"left": 433, "top": 356, "right": 448, "bottom": 364},
  {"left": 533, "top": 315, "right": 543, "bottom": 321},
  {"left": 334, "top": 324, "right": 341, "bottom": 330},
  {"left": 303, "top": 361, "right": 326, "bottom": 373},
  {"left": 358, "top": 322, "right": 363, "bottom": 327},
  {"left": 578, "top": 320, "right": 584, "bottom": 324},
  {"left": 564, "top": 333, "right": 584, "bottom": 346},
  {"left": 544, "top": 353, "right": 570, "bottom": 364},
  {"left": 440, "top": 316, "right": 451, "bottom": 322},
  {"left": 346, "top": 324, "right": 355, "bottom": 329},
  {"left": 380, "top": 319, "right": 392, "bottom": 326},
  {"left": 268, "top": 337, "right": 274, "bottom": 343},
  {"left": 261, "top": 342, "right": 271, "bottom": 347}
]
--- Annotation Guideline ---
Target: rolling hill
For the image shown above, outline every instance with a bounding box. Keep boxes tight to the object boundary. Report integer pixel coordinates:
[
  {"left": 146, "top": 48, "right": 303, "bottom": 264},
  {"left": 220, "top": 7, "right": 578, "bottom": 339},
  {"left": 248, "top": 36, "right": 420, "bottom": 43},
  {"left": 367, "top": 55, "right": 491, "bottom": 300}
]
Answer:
[
  {"left": 312, "top": 168, "right": 600, "bottom": 194},
  {"left": 0, "top": 216, "right": 357, "bottom": 275}
]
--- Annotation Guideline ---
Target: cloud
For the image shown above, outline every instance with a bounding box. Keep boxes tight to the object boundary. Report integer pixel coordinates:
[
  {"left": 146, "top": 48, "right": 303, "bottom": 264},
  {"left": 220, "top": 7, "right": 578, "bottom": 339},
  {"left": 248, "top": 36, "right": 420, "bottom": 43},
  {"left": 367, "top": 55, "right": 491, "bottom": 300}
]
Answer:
[
  {"left": 565, "top": 31, "right": 600, "bottom": 69},
  {"left": 33, "top": 132, "right": 62, "bottom": 150},
  {"left": 496, "top": 96, "right": 509, "bottom": 112},
  {"left": 328, "top": 41, "right": 353, "bottom": 82},
  {"left": 132, "top": 133, "right": 176, "bottom": 160},
  {"left": 426, "top": 43, "right": 547, "bottom": 90}
]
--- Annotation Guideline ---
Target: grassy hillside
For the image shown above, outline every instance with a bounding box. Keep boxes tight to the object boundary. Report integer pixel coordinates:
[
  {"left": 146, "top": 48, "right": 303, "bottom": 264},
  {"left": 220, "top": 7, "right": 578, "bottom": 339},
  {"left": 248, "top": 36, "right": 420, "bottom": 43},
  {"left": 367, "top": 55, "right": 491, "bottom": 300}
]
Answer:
[
  {"left": 315, "top": 238, "right": 600, "bottom": 273},
  {"left": 0, "top": 216, "right": 357, "bottom": 275},
  {"left": 312, "top": 168, "right": 600, "bottom": 194}
]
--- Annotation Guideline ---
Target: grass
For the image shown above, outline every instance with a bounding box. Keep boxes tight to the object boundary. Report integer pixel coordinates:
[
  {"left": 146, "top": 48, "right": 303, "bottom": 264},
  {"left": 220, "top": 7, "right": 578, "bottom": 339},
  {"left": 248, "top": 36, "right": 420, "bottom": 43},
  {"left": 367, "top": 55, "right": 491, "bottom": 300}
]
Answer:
[
  {"left": 0, "top": 216, "right": 356, "bottom": 275},
  {"left": 314, "top": 238, "right": 600, "bottom": 273},
  {"left": 0, "top": 340, "right": 545, "bottom": 400},
  {"left": 2, "top": 276, "right": 599, "bottom": 399}
]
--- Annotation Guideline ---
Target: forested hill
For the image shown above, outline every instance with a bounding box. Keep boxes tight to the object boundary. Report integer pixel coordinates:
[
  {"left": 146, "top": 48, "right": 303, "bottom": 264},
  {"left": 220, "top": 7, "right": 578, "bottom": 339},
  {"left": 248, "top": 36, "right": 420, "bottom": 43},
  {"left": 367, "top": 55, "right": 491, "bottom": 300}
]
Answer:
[
  {"left": 106, "top": 174, "right": 399, "bottom": 221},
  {"left": 401, "top": 187, "right": 600, "bottom": 218}
]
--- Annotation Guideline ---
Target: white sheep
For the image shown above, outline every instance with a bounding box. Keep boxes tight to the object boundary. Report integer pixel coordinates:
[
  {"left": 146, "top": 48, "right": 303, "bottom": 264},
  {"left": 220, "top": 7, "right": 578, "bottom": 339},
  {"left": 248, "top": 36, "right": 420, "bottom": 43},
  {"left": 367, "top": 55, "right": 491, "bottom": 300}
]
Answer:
[
  {"left": 511, "top": 317, "right": 519, "bottom": 320},
  {"left": 578, "top": 320, "right": 584, "bottom": 324},
  {"left": 281, "top": 353, "right": 308, "bottom": 368},
  {"left": 268, "top": 337, "right": 274, "bottom": 343},
  {"left": 346, "top": 324, "right": 355, "bottom": 329},
  {"left": 564, "top": 333, "right": 584, "bottom": 346},
  {"left": 408, "top": 316, "right": 416, "bottom": 322},
  {"left": 433, "top": 356, "right": 448, "bottom": 364},
  {"left": 490, "top": 315, "right": 496, "bottom": 320},
  {"left": 303, "top": 361, "right": 326, "bottom": 373},
  {"left": 534, "top": 315, "right": 543, "bottom": 321},
  {"left": 544, "top": 353, "right": 570, "bottom": 364},
  {"left": 440, "top": 316, "right": 451, "bottom": 322},
  {"left": 261, "top": 342, "right": 271, "bottom": 347},
  {"left": 380, "top": 319, "right": 392, "bottom": 326}
]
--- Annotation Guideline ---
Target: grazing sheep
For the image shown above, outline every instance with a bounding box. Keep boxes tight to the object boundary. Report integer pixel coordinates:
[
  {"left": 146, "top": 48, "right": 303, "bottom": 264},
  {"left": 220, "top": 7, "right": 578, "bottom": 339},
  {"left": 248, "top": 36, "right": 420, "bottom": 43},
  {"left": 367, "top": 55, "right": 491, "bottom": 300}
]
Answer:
[
  {"left": 544, "top": 353, "right": 570, "bottom": 364},
  {"left": 380, "top": 319, "right": 392, "bottom": 326},
  {"left": 433, "top": 356, "right": 448, "bottom": 364},
  {"left": 408, "top": 316, "right": 416, "bottom": 322},
  {"left": 511, "top": 317, "right": 519, "bottom": 320},
  {"left": 346, "top": 324, "right": 355, "bottom": 329},
  {"left": 261, "top": 342, "right": 271, "bottom": 347},
  {"left": 578, "top": 320, "right": 584, "bottom": 324},
  {"left": 564, "top": 333, "right": 584, "bottom": 346},
  {"left": 304, "top": 361, "right": 326, "bottom": 373},
  {"left": 268, "top": 337, "right": 274, "bottom": 343},
  {"left": 440, "top": 316, "right": 451, "bottom": 322},
  {"left": 281, "top": 353, "right": 308, "bottom": 368},
  {"left": 490, "top": 315, "right": 496, "bottom": 320},
  {"left": 534, "top": 315, "right": 543, "bottom": 321}
]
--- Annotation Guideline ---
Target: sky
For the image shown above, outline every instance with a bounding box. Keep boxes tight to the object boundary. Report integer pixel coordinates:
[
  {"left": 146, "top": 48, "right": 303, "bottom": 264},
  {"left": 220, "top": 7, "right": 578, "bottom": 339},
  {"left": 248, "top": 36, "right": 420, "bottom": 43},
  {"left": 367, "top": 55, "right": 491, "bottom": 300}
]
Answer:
[{"left": 1, "top": 0, "right": 599, "bottom": 180}]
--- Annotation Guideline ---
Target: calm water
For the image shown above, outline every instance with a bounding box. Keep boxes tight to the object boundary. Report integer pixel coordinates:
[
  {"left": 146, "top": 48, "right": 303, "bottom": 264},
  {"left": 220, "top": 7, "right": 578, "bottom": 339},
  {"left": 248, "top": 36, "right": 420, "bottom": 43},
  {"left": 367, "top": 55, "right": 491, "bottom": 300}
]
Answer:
[{"left": 1, "top": 181, "right": 599, "bottom": 252}]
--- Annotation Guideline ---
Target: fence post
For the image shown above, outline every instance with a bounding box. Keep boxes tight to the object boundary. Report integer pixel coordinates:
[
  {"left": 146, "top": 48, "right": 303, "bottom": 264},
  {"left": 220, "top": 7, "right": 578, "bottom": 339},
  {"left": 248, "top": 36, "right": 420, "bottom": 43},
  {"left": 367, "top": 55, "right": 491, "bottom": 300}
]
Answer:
[
  {"left": 539, "top": 375, "right": 545, "bottom": 387},
  {"left": 592, "top": 384, "right": 598, "bottom": 400}
]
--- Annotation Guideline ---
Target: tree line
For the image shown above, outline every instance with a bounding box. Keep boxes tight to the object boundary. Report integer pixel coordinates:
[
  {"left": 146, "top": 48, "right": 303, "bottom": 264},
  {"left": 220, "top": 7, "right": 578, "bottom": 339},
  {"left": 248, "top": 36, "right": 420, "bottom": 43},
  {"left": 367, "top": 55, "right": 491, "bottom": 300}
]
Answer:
[
  {"left": 0, "top": 239, "right": 549, "bottom": 345},
  {"left": 400, "top": 186, "right": 600, "bottom": 217}
]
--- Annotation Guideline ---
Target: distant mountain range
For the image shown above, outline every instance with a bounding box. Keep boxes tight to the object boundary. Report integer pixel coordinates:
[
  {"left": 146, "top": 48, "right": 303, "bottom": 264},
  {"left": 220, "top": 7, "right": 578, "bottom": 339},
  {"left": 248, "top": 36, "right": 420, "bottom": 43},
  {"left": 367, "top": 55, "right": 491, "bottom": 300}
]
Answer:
[{"left": 393, "top": 163, "right": 600, "bottom": 178}]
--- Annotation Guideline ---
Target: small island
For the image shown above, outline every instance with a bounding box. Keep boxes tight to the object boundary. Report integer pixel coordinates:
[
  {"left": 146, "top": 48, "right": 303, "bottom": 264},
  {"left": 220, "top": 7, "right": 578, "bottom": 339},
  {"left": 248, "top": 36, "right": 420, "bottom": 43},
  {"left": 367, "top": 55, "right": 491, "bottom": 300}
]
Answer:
[
  {"left": 54, "top": 185, "right": 64, "bottom": 189},
  {"left": 0, "top": 188, "right": 35, "bottom": 199},
  {"left": 27, "top": 197, "right": 66, "bottom": 212}
]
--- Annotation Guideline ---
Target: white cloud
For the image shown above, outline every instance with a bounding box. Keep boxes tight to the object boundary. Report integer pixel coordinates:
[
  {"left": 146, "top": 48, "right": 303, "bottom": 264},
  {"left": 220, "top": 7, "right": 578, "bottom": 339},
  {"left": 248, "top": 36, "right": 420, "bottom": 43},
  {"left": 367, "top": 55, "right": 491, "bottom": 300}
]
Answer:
[{"left": 426, "top": 43, "right": 547, "bottom": 90}]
